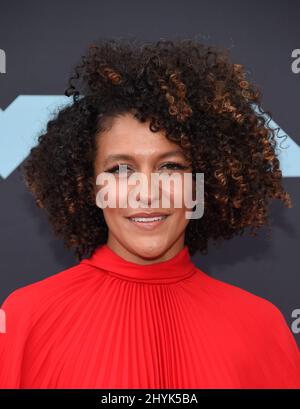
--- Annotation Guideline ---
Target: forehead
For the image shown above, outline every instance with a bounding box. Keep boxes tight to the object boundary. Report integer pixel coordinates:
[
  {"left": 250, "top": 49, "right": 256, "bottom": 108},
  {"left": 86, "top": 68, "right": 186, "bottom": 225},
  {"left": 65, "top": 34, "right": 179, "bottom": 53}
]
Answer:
[{"left": 96, "top": 112, "right": 185, "bottom": 159}]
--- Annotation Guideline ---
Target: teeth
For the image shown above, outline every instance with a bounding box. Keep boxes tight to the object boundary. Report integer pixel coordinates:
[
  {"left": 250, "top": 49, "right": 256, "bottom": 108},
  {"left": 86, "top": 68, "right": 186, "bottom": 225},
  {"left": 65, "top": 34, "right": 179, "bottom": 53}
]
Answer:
[{"left": 130, "top": 216, "right": 167, "bottom": 222}]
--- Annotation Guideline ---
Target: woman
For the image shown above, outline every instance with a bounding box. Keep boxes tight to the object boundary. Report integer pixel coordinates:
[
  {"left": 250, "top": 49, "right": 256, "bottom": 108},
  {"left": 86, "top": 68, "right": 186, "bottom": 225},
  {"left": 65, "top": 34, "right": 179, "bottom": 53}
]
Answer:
[{"left": 0, "top": 38, "right": 300, "bottom": 389}]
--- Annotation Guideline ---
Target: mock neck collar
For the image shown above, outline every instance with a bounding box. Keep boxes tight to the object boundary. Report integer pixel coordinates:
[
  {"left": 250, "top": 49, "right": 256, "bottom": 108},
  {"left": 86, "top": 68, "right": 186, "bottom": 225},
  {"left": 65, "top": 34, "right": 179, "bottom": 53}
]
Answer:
[{"left": 81, "top": 244, "right": 197, "bottom": 284}]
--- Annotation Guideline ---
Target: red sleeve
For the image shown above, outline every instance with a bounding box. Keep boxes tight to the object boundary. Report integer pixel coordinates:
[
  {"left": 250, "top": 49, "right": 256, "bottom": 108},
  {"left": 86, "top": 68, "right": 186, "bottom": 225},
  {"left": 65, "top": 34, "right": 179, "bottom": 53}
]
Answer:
[{"left": 0, "top": 288, "right": 33, "bottom": 389}]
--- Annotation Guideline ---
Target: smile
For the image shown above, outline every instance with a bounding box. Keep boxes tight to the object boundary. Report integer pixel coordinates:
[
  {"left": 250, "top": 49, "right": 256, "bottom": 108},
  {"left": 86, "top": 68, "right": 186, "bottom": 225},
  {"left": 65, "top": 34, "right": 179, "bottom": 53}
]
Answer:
[
  {"left": 126, "top": 215, "right": 169, "bottom": 230},
  {"left": 130, "top": 216, "right": 167, "bottom": 222}
]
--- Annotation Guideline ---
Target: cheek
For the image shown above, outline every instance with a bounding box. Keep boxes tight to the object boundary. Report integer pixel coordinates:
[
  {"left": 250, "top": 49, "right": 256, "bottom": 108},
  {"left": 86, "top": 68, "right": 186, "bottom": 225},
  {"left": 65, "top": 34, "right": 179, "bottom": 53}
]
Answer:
[
  {"left": 95, "top": 176, "right": 127, "bottom": 211},
  {"left": 102, "top": 207, "right": 123, "bottom": 232},
  {"left": 168, "top": 175, "right": 195, "bottom": 209}
]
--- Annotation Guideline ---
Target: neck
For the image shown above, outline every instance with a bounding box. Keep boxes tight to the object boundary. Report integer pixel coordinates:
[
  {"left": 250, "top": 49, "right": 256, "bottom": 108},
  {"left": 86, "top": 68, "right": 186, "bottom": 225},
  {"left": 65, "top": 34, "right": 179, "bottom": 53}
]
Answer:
[{"left": 81, "top": 240, "right": 197, "bottom": 284}]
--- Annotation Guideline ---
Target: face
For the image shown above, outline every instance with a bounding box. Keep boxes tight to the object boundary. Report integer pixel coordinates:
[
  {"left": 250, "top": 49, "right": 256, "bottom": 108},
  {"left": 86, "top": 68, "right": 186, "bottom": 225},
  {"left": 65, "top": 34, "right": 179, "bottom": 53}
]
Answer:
[{"left": 93, "top": 111, "right": 195, "bottom": 264}]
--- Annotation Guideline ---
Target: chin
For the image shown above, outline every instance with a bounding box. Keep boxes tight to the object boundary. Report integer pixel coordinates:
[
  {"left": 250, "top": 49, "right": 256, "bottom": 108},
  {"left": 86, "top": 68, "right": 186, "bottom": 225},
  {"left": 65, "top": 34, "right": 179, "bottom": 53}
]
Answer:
[{"left": 132, "top": 243, "right": 167, "bottom": 259}]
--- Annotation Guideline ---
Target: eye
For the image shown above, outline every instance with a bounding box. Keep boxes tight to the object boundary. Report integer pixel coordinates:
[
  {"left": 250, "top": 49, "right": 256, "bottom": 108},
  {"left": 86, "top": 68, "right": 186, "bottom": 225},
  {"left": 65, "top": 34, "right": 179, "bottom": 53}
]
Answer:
[
  {"left": 104, "top": 162, "right": 190, "bottom": 174},
  {"left": 104, "top": 164, "right": 132, "bottom": 174},
  {"left": 160, "top": 162, "right": 189, "bottom": 171}
]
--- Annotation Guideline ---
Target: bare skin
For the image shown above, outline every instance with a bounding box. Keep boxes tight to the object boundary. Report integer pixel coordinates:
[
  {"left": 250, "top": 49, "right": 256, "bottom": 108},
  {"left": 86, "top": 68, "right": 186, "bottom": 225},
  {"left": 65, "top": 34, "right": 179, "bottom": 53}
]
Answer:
[{"left": 93, "top": 112, "right": 195, "bottom": 265}]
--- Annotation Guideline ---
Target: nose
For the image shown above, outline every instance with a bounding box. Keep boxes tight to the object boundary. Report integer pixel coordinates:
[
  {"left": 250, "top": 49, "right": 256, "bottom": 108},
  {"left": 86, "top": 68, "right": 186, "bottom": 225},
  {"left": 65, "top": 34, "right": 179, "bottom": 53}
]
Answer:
[{"left": 135, "top": 168, "right": 160, "bottom": 208}]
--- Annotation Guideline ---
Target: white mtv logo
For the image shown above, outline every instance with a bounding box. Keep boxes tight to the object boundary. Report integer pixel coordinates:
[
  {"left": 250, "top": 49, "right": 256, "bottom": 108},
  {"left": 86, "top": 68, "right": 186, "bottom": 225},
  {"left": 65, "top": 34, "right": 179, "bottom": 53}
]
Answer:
[{"left": 0, "top": 97, "right": 300, "bottom": 179}]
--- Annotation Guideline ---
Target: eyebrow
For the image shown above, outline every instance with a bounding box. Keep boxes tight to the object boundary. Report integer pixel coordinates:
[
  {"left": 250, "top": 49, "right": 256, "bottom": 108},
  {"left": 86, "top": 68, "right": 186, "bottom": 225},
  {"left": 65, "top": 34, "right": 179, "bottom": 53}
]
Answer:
[{"left": 103, "top": 149, "right": 186, "bottom": 167}]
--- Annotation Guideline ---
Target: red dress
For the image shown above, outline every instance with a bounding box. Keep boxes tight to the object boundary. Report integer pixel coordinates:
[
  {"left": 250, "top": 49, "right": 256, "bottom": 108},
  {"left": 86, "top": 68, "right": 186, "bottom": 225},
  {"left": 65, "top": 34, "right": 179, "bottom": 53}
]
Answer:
[{"left": 0, "top": 244, "right": 300, "bottom": 389}]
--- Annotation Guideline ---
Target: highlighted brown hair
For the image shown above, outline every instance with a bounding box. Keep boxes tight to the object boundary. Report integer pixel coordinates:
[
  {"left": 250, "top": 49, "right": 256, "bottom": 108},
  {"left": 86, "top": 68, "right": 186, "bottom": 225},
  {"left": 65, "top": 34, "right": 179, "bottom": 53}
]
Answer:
[{"left": 21, "top": 38, "right": 292, "bottom": 260}]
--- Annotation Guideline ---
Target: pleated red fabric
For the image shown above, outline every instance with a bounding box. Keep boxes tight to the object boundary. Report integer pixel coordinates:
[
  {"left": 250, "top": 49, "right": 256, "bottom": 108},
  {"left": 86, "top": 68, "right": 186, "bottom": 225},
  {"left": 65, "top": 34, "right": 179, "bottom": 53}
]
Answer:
[{"left": 1, "top": 243, "right": 300, "bottom": 389}]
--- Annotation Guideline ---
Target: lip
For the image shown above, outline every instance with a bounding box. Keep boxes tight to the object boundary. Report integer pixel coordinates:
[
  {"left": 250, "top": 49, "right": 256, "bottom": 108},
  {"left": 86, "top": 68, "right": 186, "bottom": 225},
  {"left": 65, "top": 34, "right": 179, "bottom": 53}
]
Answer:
[
  {"left": 126, "top": 213, "right": 170, "bottom": 231},
  {"left": 126, "top": 212, "right": 170, "bottom": 218}
]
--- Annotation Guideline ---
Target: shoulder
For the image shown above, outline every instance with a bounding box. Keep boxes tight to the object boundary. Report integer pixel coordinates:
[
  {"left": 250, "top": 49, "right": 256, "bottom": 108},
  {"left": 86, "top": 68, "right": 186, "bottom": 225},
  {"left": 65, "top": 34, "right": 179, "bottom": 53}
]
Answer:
[
  {"left": 0, "top": 261, "right": 90, "bottom": 321},
  {"left": 196, "top": 268, "right": 290, "bottom": 330},
  {"left": 197, "top": 270, "right": 300, "bottom": 363}
]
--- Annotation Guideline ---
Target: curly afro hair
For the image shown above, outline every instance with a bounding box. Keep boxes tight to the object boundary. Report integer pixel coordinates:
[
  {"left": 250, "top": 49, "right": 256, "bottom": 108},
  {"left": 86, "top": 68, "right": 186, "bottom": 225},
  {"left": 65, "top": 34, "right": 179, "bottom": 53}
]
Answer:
[{"left": 21, "top": 37, "right": 293, "bottom": 261}]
